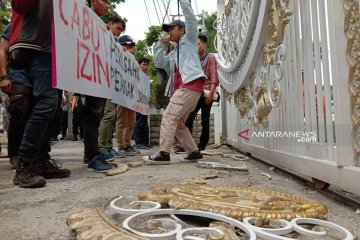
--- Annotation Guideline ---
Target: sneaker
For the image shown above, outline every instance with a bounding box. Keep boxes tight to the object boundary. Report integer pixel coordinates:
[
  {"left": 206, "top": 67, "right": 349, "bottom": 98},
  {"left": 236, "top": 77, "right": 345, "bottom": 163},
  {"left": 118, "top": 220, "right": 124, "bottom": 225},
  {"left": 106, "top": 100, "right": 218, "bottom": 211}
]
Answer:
[
  {"left": 83, "top": 155, "right": 91, "bottom": 164},
  {"left": 72, "top": 136, "right": 78, "bottom": 141},
  {"left": 14, "top": 161, "right": 46, "bottom": 188},
  {"left": 39, "top": 159, "right": 71, "bottom": 179},
  {"left": 117, "top": 149, "right": 127, "bottom": 158},
  {"left": 87, "top": 156, "right": 114, "bottom": 173},
  {"left": 98, "top": 151, "right": 116, "bottom": 162},
  {"left": 142, "top": 152, "right": 170, "bottom": 165},
  {"left": 174, "top": 147, "right": 186, "bottom": 154},
  {"left": 182, "top": 150, "right": 203, "bottom": 161},
  {"left": 135, "top": 144, "right": 150, "bottom": 150},
  {"left": 109, "top": 149, "right": 125, "bottom": 158},
  {"left": 120, "top": 146, "right": 135, "bottom": 156},
  {"left": 126, "top": 146, "right": 141, "bottom": 154}
]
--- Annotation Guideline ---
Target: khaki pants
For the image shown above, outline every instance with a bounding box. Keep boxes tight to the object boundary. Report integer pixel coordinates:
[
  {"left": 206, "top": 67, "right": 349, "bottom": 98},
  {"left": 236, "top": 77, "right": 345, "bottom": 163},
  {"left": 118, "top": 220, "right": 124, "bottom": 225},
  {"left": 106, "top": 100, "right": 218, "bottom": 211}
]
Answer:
[
  {"left": 116, "top": 106, "right": 136, "bottom": 148},
  {"left": 160, "top": 88, "right": 201, "bottom": 154},
  {"left": 98, "top": 99, "right": 117, "bottom": 152}
]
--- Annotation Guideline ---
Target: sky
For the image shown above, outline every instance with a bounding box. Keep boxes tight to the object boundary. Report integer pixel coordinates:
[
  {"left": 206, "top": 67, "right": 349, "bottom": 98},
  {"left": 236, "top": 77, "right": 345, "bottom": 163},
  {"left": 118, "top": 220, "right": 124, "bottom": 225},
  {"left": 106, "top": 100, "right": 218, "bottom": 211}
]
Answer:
[{"left": 116, "top": 0, "right": 217, "bottom": 41}]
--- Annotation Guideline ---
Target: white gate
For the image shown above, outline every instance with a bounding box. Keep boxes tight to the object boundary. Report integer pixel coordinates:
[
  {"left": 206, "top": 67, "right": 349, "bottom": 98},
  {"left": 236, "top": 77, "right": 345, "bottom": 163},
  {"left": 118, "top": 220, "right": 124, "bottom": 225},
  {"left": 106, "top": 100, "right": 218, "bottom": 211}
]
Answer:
[{"left": 216, "top": 0, "right": 360, "bottom": 195}]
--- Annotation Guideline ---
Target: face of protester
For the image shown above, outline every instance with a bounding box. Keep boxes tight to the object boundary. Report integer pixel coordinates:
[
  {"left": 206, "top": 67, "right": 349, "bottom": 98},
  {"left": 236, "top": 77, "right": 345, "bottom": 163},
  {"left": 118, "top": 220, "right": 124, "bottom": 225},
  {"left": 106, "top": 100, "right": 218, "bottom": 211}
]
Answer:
[
  {"left": 108, "top": 22, "right": 124, "bottom": 38},
  {"left": 168, "top": 26, "right": 184, "bottom": 43},
  {"left": 124, "top": 44, "right": 136, "bottom": 55},
  {"left": 140, "top": 62, "right": 149, "bottom": 74},
  {"left": 198, "top": 39, "right": 207, "bottom": 56},
  {"left": 92, "top": 0, "right": 109, "bottom": 17}
]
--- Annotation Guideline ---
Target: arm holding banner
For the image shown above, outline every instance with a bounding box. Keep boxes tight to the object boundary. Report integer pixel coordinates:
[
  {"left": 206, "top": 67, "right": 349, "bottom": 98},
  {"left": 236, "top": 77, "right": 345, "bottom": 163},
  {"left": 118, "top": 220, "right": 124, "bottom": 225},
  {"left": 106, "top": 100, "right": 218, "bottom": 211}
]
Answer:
[{"left": 12, "top": 0, "right": 40, "bottom": 14}]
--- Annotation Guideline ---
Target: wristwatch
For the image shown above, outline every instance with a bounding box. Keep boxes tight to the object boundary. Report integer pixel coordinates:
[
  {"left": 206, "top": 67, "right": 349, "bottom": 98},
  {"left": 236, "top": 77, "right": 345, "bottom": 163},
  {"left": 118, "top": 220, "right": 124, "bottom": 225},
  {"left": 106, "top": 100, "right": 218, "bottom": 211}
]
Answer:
[{"left": 0, "top": 75, "right": 9, "bottom": 81}]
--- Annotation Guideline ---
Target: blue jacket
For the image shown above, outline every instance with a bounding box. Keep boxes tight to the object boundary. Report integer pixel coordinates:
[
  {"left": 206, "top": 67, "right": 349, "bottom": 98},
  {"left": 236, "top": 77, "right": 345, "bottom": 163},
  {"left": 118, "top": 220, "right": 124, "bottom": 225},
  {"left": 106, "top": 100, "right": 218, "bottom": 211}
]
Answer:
[{"left": 153, "top": 0, "right": 205, "bottom": 94}]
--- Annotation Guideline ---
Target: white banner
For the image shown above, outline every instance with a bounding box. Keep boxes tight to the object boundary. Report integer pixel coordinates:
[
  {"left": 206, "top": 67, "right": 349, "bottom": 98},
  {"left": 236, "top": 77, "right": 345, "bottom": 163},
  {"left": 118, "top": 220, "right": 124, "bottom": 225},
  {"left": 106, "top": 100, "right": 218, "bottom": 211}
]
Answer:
[
  {"left": 110, "top": 36, "right": 150, "bottom": 115},
  {"left": 53, "top": 0, "right": 150, "bottom": 114}
]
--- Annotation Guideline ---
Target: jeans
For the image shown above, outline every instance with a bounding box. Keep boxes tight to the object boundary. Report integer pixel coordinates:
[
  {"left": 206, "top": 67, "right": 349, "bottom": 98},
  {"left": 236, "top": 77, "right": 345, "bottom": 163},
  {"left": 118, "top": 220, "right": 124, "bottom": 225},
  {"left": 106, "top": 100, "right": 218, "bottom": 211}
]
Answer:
[
  {"left": 134, "top": 112, "right": 149, "bottom": 146},
  {"left": 98, "top": 99, "right": 117, "bottom": 152},
  {"left": 18, "top": 52, "right": 58, "bottom": 162},
  {"left": 7, "top": 84, "right": 33, "bottom": 158},
  {"left": 185, "top": 96, "right": 213, "bottom": 149},
  {"left": 83, "top": 95, "right": 106, "bottom": 159}
]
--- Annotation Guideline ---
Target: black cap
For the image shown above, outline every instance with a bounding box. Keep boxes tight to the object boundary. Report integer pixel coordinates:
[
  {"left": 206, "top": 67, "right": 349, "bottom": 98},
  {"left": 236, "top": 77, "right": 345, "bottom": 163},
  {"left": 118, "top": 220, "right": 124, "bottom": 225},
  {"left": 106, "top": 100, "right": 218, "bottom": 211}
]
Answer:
[
  {"left": 161, "top": 19, "right": 185, "bottom": 32},
  {"left": 119, "top": 35, "right": 135, "bottom": 46}
]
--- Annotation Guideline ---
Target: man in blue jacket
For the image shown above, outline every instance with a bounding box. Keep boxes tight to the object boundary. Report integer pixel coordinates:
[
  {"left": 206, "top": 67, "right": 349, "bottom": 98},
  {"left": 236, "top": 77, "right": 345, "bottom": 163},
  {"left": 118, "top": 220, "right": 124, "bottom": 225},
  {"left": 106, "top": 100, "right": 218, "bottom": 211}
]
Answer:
[{"left": 143, "top": 0, "right": 205, "bottom": 165}]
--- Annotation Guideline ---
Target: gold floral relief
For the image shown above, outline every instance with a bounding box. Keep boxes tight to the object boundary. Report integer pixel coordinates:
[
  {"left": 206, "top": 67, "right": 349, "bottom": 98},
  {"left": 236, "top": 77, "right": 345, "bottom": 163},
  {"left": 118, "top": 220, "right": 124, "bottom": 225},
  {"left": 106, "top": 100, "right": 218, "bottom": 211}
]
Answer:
[
  {"left": 344, "top": 0, "right": 360, "bottom": 163},
  {"left": 232, "top": 0, "right": 292, "bottom": 127},
  {"left": 138, "top": 184, "right": 328, "bottom": 221}
]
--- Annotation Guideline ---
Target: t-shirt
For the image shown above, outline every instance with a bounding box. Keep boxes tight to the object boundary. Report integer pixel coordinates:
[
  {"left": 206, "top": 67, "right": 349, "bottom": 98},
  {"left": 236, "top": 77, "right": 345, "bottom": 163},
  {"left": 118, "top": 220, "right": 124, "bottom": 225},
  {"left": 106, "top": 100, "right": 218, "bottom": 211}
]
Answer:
[
  {"left": 174, "top": 65, "right": 203, "bottom": 93},
  {"left": 1, "top": 23, "right": 10, "bottom": 40}
]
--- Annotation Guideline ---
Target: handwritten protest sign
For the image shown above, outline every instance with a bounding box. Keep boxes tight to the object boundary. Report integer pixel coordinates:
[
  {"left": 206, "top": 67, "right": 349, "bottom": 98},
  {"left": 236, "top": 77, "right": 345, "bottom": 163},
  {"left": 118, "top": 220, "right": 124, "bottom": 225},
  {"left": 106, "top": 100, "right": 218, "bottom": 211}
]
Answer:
[
  {"left": 110, "top": 36, "right": 150, "bottom": 115},
  {"left": 53, "top": 0, "right": 111, "bottom": 98},
  {"left": 53, "top": 0, "right": 150, "bottom": 114}
]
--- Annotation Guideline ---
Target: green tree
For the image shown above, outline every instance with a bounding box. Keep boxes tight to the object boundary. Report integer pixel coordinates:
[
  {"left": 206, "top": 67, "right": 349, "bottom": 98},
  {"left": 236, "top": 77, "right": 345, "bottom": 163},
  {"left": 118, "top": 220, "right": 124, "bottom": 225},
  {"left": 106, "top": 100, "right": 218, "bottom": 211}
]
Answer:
[
  {"left": 0, "top": 0, "right": 11, "bottom": 31},
  {"left": 200, "top": 12, "right": 217, "bottom": 53},
  {"left": 103, "top": 0, "right": 125, "bottom": 22}
]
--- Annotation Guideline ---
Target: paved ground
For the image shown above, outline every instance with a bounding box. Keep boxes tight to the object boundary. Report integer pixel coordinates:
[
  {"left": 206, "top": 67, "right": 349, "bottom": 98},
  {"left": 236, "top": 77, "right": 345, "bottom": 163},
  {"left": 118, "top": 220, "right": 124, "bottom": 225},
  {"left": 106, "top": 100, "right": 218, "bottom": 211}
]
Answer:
[{"left": 0, "top": 140, "right": 359, "bottom": 239}]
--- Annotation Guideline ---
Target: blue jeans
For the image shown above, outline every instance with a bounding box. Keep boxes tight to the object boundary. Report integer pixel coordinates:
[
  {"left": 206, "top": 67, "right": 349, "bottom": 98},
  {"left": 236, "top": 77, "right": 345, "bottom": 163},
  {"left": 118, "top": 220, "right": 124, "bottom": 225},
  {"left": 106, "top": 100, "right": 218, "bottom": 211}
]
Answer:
[
  {"left": 134, "top": 112, "right": 149, "bottom": 146},
  {"left": 19, "top": 52, "right": 58, "bottom": 162}
]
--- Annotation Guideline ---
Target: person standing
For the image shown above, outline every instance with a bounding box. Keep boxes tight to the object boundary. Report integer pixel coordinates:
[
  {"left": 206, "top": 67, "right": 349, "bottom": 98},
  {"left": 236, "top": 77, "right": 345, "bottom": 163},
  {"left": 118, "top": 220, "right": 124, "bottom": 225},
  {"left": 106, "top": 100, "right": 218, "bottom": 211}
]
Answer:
[
  {"left": 115, "top": 35, "right": 141, "bottom": 156},
  {"left": 83, "top": 0, "right": 116, "bottom": 172},
  {"left": 10, "top": 0, "right": 70, "bottom": 188},
  {"left": 98, "top": 16, "right": 126, "bottom": 159},
  {"left": 184, "top": 35, "right": 219, "bottom": 151},
  {"left": 143, "top": 0, "right": 205, "bottom": 165},
  {"left": 134, "top": 57, "right": 150, "bottom": 149}
]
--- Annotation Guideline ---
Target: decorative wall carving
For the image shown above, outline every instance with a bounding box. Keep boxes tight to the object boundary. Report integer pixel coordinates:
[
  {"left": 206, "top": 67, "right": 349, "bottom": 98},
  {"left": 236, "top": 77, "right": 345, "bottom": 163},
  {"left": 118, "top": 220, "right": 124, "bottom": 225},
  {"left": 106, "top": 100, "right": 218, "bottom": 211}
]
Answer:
[
  {"left": 138, "top": 184, "right": 328, "bottom": 220},
  {"left": 344, "top": 0, "right": 360, "bottom": 164},
  {"left": 217, "top": 0, "right": 292, "bottom": 128}
]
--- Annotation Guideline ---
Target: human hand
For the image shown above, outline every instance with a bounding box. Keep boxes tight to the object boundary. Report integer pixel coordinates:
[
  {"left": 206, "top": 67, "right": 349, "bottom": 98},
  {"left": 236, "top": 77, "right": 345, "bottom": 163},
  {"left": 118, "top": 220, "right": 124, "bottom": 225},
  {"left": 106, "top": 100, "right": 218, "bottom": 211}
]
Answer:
[
  {"left": 204, "top": 90, "right": 214, "bottom": 104},
  {"left": 158, "top": 32, "right": 170, "bottom": 43},
  {"left": 0, "top": 79, "right": 11, "bottom": 94}
]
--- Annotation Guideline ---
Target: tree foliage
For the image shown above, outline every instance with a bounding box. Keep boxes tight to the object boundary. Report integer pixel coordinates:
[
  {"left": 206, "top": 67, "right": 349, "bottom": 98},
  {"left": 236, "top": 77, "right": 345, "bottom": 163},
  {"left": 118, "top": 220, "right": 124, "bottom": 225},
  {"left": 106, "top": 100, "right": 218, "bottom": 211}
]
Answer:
[
  {"left": 0, "top": 0, "right": 11, "bottom": 31},
  {"left": 201, "top": 12, "right": 217, "bottom": 53}
]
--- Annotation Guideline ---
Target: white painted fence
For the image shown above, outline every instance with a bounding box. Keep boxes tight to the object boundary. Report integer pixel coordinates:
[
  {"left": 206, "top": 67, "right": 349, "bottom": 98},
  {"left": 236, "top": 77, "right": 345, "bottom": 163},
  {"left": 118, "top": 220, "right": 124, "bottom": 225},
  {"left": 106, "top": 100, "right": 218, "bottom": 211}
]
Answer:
[{"left": 216, "top": 0, "right": 360, "bottom": 195}]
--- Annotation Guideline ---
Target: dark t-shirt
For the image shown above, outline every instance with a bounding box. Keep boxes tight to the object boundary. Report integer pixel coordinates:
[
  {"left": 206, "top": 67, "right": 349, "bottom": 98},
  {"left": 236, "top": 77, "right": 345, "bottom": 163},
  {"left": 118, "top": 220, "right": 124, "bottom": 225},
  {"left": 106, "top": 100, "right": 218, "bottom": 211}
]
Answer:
[{"left": 1, "top": 23, "right": 10, "bottom": 40}]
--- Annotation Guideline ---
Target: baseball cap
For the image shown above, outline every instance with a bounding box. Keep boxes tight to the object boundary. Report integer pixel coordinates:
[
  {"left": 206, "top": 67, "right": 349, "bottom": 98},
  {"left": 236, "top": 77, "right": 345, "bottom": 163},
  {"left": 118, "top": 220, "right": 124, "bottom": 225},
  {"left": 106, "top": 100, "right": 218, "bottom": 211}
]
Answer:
[
  {"left": 119, "top": 35, "right": 135, "bottom": 46},
  {"left": 161, "top": 19, "right": 185, "bottom": 32}
]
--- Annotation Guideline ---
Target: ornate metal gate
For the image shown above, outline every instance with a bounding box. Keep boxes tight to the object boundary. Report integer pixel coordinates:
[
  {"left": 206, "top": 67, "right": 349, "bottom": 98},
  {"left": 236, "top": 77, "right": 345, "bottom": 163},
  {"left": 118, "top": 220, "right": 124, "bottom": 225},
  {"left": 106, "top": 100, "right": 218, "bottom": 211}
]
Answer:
[{"left": 216, "top": 0, "right": 360, "bottom": 195}]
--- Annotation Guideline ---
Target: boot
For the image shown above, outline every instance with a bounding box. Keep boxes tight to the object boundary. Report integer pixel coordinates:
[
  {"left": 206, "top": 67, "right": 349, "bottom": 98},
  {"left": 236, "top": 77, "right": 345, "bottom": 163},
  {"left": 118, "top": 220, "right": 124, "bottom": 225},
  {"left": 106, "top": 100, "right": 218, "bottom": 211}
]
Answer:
[
  {"left": 39, "top": 159, "right": 71, "bottom": 179},
  {"left": 13, "top": 160, "right": 46, "bottom": 188}
]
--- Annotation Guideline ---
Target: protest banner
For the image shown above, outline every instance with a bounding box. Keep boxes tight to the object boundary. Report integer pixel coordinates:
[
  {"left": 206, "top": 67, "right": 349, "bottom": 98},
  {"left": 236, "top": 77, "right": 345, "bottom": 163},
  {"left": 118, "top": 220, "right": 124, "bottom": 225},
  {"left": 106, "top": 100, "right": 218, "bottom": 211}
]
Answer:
[
  {"left": 110, "top": 36, "right": 150, "bottom": 115},
  {"left": 53, "top": 0, "right": 150, "bottom": 114},
  {"left": 53, "top": 0, "right": 111, "bottom": 99}
]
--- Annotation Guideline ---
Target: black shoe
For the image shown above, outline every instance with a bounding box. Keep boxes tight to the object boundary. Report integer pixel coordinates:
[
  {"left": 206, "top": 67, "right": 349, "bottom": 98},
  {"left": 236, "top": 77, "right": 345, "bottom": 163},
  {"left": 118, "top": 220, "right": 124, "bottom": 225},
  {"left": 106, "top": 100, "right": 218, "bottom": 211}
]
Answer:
[
  {"left": 182, "top": 150, "right": 203, "bottom": 161},
  {"left": 198, "top": 145, "right": 205, "bottom": 151},
  {"left": 83, "top": 155, "right": 91, "bottom": 164},
  {"left": 142, "top": 151, "right": 170, "bottom": 165},
  {"left": 72, "top": 136, "right": 78, "bottom": 141},
  {"left": 39, "top": 159, "right": 71, "bottom": 179},
  {"left": 14, "top": 160, "right": 46, "bottom": 188},
  {"left": 174, "top": 146, "right": 186, "bottom": 154}
]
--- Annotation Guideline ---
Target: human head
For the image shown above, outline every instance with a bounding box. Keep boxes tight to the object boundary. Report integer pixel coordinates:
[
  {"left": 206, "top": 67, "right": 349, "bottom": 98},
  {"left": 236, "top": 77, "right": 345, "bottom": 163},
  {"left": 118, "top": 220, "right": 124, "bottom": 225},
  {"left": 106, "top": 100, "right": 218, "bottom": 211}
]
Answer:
[
  {"left": 198, "top": 35, "right": 208, "bottom": 55},
  {"left": 161, "top": 19, "right": 185, "bottom": 43},
  {"left": 87, "top": 0, "right": 108, "bottom": 17},
  {"left": 138, "top": 57, "right": 150, "bottom": 74},
  {"left": 107, "top": 16, "right": 126, "bottom": 38},
  {"left": 119, "top": 35, "right": 136, "bottom": 55}
]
